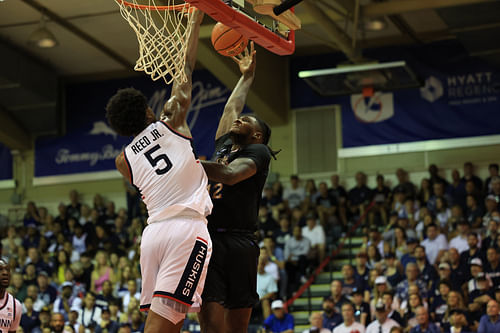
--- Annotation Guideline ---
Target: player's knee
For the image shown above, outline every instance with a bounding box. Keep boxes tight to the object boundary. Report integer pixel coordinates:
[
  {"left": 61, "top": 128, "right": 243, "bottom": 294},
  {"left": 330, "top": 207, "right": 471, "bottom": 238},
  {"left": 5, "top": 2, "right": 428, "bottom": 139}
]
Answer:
[
  {"left": 199, "top": 306, "right": 224, "bottom": 333},
  {"left": 150, "top": 297, "right": 188, "bottom": 325}
]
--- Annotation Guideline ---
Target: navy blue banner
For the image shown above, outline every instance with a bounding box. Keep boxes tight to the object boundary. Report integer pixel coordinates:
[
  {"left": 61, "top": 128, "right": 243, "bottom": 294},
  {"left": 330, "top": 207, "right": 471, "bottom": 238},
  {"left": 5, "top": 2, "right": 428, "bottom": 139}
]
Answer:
[
  {"left": 0, "top": 143, "right": 13, "bottom": 180},
  {"left": 291, "top": 41, "right": 500, "bottom": 148},
  {"left": 35, "top": 70, "right": 250, "bottom": 177}
]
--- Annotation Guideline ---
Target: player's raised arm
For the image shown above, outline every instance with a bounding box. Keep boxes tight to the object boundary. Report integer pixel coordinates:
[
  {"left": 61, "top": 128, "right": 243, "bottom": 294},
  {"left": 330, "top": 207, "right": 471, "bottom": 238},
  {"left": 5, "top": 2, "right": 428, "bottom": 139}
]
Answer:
[
  {"left": 215, "top": 42, "right": 256, "bottom": 141},
  {"left": 161, "top": 9, "right": 204, "bottom": 135}
]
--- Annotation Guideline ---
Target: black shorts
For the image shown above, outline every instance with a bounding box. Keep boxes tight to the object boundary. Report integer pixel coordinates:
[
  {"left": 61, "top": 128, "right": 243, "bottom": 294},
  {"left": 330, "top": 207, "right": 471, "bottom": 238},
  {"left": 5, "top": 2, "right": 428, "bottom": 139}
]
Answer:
[{"left": 202, "top": 231, "right": 259, "bottom": 309}]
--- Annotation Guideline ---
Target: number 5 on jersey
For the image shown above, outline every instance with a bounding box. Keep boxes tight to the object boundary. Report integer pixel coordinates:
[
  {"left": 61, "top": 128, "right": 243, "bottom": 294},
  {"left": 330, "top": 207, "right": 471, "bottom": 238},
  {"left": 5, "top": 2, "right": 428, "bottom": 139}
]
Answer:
[{"left": 144, "top": 144, "right": 172, "bottom": 175}]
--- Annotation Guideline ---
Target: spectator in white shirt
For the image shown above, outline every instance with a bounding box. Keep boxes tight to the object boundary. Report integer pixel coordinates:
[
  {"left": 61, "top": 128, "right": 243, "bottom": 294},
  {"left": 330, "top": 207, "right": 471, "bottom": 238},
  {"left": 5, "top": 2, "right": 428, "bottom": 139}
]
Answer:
[
  {"left": 53, "top": 282, "right": 82, "bottom": 321},
  {"left": 284, "top": 226, "right": 311, "bottom": 295},
  {"left": 334, "top": 302, "right": 366, "bottom": 333},
  {"left": 263, "top": 237, "right": 287, "bottom": 299},
  {"left": 366, "top": 302, "right": 400, "bottom": 333},
  {"left": 449, "top": 220, "right": 470, "bottom": 254},
  {"left": 257, "top": 255, "right": 278, "bottom": 320},
  {"left": 420, "top": 223, "right": 448, "bottom": 265},
  {"left": 78, "top": 292, "right": 102, "bottom": 331},
  {"left": 283, "top": 175, "right": 306, "bottom": 210},
  {"left": 302, "top": 214, "right": 326, "bottom": 263},
  {"left": 303, "top": 312, "right": 332, "bottom": 333},
  {"left": 260, "top": 247, "right": 280, "bottom": 282}
]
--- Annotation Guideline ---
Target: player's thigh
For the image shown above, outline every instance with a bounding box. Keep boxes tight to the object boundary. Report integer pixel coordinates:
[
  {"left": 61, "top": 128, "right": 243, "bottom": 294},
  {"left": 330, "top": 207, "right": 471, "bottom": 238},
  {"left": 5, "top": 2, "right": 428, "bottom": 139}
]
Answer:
[
  {"left": 146, "top": 218, "right": 211, "bottom": 308},
  {"left": 201, "top": 234, "right": 228, "bottom": 303},
  {"left": 144, "top": 308, "right": 184, "bottom": 333},
  {"left": 224, "top": 234, "right": 260, "bottom": 308},
  {"left": 140, "top": 223, "right": 163, "bottom": 310}
]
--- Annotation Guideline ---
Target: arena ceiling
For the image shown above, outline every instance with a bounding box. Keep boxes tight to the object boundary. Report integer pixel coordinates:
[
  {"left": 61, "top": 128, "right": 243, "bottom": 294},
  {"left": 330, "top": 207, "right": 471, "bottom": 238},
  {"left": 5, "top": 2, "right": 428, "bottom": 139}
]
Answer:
[{"left": 0, "top": 0, "right": 499, "bottom": 151}]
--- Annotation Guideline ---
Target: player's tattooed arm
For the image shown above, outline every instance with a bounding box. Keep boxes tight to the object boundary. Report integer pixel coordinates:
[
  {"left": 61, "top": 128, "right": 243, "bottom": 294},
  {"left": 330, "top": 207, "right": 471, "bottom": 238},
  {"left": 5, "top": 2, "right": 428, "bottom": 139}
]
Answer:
[
  {"left": 215, "top": 42, "right": 256, "bottom": 141},
  {"left": 201, "top": 157, "right": 257, "bottom": 185},
  {"left": 161, "top": 10, "right": 204, "bottom": 135}
]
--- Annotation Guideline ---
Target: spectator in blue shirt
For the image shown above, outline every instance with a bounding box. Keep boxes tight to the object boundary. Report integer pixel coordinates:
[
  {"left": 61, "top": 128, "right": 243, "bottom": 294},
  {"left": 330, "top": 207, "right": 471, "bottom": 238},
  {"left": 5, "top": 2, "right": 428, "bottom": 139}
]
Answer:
[
  {"left": 478, "top": 300, "right": 500, "bottom": 333},
  {"left": 400, "top": 237, "right": 418, "bottom": 269},
  {"left": 36, "top": 271, "right": 58, "bottom": 308},
  {"left": 263, "top": 300, "right": 294, "bottom": 333},
  {"left": 20, "top": 296, "right": 40, "bottom": 332},
  {"left": 321, "top": 297, "right": 343, "bottom": 331},
  {"left": 395, "top": 263, "right": 427, "bottom": 303},
  {"left": 409, "top": 306, "right": 440, "bottom": 333}
]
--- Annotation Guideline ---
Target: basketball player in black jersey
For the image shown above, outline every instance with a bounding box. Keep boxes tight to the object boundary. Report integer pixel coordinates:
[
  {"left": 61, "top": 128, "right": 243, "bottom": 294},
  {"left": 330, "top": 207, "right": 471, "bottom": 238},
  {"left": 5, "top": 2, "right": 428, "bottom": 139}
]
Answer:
[{"left": 198, "top": 42, "right": 273, "bottom": 333}]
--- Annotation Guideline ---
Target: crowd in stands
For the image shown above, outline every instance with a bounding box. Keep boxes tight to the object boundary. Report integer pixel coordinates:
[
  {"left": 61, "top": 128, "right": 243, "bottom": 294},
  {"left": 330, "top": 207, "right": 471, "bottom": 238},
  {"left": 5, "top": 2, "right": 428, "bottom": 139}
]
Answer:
[
  {"left": 3, "top": 185, "right": 150, "bottom": 333},
  {"left": 2, "top": 162, "right": 500, "bottom": 332},
  {"left": 255, "top": 162, "right": 500, "bottom": 333}
]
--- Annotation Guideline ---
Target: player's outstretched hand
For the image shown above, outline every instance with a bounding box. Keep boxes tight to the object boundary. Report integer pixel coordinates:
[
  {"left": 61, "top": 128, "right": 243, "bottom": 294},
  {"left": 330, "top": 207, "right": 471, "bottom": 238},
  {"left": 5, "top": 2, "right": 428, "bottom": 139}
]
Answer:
[{"left": 232, "top": 41, "right": 256, "bottom": 77}]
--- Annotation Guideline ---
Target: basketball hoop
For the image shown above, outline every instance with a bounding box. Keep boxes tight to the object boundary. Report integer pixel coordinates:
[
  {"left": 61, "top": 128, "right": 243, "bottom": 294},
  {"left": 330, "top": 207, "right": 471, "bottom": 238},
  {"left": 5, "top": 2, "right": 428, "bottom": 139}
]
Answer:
[{"left": 115, "top": 0, "right": 196, "bottom": 84}]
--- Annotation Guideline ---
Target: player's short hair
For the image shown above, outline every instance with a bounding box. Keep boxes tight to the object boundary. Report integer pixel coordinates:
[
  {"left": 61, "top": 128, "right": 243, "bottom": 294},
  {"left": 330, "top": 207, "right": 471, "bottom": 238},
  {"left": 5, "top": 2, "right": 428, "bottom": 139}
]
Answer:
[{"left": 106, "top": 88, "right": 149, "bottom": 137}]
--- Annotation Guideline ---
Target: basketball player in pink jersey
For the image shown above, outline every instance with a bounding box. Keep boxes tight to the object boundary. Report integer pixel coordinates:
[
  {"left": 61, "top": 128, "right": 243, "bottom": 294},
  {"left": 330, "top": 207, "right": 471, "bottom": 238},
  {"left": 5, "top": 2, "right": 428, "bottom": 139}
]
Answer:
[
  {"left": 106, "top": 10, "right": 212, "bottom": 333},
  {"left": 0, "top": 259, "right": 21, "bottom": 333}
]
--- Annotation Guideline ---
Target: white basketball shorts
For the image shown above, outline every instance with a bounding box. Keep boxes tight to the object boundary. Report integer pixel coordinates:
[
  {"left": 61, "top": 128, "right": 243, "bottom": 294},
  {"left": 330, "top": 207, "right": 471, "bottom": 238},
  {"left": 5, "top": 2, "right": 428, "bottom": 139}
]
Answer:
[{"left": 139, "top": 215, "right": 212, "bottom": 314}]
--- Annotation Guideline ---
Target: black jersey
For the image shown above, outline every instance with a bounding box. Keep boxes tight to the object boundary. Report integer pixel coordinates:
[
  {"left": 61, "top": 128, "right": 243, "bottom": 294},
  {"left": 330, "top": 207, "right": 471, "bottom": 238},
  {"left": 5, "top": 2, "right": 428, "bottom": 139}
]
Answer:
[{"left": 207, "top": 133, "right": 271, "bottom": 232}]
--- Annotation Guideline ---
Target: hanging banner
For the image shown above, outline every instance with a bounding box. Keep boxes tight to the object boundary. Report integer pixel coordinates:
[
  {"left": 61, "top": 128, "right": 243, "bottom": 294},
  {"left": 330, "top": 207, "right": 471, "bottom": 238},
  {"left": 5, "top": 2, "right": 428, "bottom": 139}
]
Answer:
[
  {"left": 35, "top": 70, "right": 250, "bottom": 179},
  {"left": 290, "top": 41, "right": 500, "bottom": 148}
]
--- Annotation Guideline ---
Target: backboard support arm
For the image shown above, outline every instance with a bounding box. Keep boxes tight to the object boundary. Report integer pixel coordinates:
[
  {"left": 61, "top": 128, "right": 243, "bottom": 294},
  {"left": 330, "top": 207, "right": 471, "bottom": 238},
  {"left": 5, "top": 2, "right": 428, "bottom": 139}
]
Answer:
[{"left": 273, "top": 0, "right": 304, "bottom": 15}]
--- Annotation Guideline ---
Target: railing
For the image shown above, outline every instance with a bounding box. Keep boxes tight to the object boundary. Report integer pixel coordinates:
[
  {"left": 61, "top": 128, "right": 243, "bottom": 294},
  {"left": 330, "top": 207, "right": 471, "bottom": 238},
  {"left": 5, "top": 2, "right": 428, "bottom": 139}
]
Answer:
[{"left": 284, "top": 201, "right": 375, "bottom": 311}]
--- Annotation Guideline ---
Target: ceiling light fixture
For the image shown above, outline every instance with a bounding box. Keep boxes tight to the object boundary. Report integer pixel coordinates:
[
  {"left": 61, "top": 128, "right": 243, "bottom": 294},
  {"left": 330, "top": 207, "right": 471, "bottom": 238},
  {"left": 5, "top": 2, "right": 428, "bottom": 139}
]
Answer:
[
  {"left": 364, "top": 18, "right": 387, "bottom": 31},
  {"left": 28, "top": 15, "right": 58, "bottom": 48}
]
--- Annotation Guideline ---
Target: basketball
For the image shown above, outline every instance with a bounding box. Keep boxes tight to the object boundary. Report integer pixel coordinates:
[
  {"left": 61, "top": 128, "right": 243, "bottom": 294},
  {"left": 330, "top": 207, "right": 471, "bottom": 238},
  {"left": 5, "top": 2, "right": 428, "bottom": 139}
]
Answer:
[{"left": 211, "top": 22, "right": 248, "bottom": 57}]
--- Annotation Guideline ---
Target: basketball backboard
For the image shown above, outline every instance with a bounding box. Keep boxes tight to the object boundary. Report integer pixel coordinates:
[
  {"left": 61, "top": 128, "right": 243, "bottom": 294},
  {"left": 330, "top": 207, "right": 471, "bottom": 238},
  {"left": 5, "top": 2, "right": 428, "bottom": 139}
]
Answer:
[
  {"left": 298, "top": 61, "right": 423, "bottom": 96},
  {"left": 186, "top": 0, "right": 297, "bottom": 55}
]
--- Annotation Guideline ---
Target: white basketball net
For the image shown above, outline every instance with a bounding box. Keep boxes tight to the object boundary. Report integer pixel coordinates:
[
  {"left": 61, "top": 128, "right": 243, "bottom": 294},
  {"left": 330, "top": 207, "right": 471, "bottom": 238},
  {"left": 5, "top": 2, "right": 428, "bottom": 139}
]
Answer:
[{"left": 115, "top": 0, "right": 195, "bottom": 84}]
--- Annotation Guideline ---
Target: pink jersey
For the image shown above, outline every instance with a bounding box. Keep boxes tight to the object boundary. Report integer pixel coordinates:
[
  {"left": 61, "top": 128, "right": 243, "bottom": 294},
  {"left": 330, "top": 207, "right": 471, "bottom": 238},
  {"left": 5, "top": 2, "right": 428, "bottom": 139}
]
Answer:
[{"left": 0, "top": 292, "right": 21, "bottom": 332}]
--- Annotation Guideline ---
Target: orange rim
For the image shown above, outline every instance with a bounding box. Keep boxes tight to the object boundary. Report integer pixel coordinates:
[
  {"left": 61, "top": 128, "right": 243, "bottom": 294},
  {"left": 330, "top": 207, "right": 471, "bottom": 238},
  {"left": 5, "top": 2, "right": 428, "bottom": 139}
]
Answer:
[{"left": 117, "top": 0, "right": 192, "bottom": 11}]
